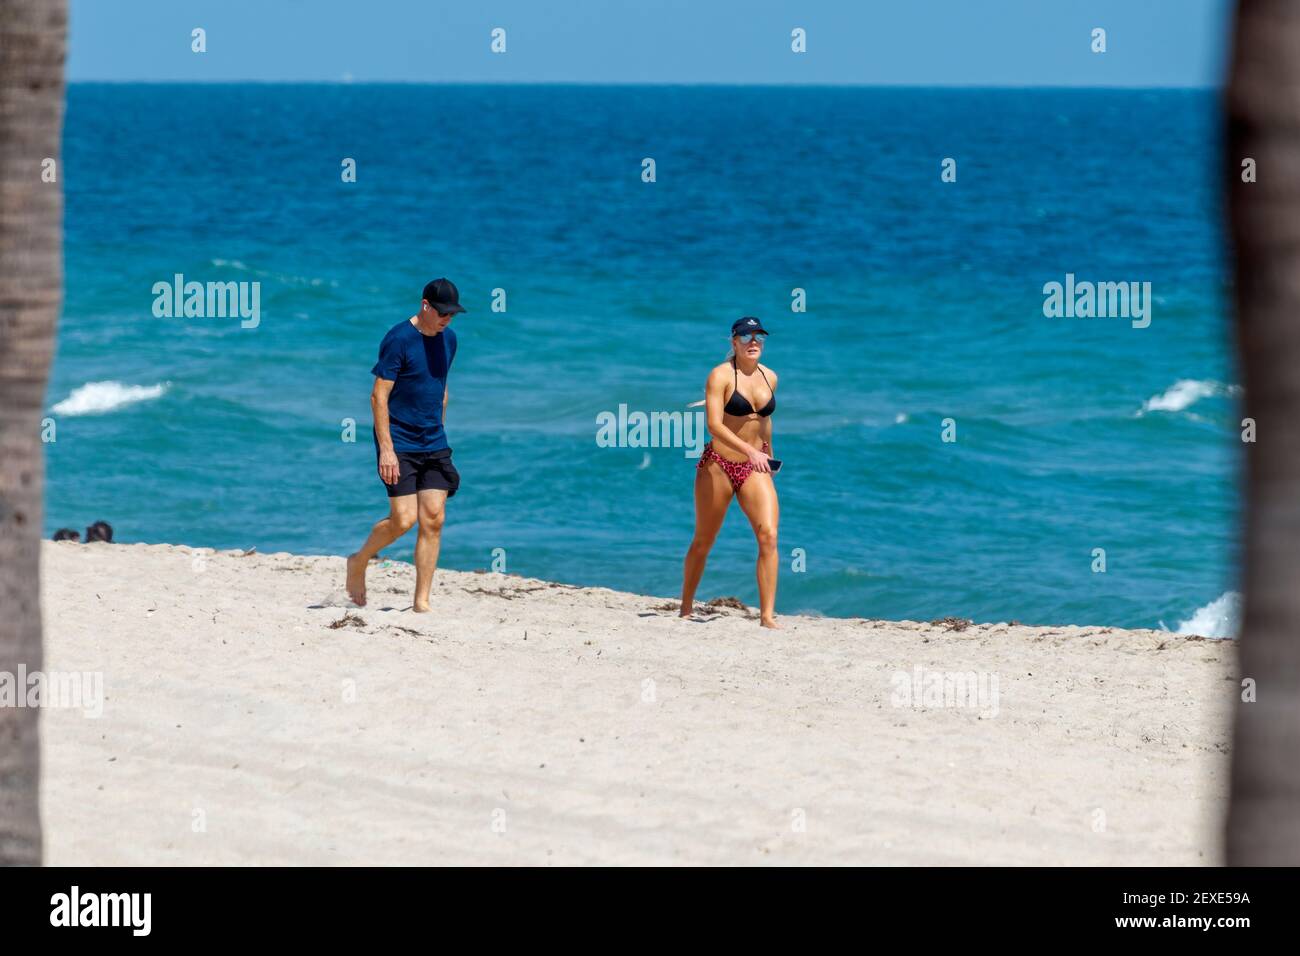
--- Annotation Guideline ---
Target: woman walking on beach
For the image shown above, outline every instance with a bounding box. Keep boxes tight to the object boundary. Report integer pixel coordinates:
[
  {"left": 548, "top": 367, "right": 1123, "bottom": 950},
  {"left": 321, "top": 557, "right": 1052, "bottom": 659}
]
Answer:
[{"left": 680, "top": 317, "right": 782, "bottom": 628}]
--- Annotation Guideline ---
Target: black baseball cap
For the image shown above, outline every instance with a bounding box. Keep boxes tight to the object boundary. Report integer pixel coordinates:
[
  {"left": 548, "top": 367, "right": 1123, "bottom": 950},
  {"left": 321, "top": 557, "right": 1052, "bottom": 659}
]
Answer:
[
  {"left": 731, "top": 316, "right": 768, "bottom": 337},
  {"left": 423, "top": 278, "right": 466, "bottom": 315}
]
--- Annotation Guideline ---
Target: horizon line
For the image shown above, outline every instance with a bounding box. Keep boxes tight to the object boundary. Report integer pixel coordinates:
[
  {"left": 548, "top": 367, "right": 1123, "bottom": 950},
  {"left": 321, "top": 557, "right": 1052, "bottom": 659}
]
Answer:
[{"left": 66, "top": 79, "right": 1224, "bottom": 90}]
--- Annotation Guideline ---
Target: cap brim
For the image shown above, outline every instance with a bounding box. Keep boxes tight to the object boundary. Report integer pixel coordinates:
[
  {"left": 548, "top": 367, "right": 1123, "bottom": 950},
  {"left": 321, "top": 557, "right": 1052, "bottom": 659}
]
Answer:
[{"left": 435, "top": 303, "right": 466, "bottom": 315}]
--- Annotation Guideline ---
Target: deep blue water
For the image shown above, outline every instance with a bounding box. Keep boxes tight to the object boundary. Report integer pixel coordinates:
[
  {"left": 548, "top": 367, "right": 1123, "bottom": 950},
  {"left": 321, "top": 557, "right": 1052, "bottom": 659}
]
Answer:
[{"left": 48, "top": 84, "right": 1240, "bottom": 631}]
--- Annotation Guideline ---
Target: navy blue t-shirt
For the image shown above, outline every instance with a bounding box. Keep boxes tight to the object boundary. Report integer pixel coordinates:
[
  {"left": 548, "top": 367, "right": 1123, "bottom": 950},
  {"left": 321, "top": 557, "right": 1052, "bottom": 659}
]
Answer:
[{"left": 371, "top": 320, "right": 458, "bottom": 452}]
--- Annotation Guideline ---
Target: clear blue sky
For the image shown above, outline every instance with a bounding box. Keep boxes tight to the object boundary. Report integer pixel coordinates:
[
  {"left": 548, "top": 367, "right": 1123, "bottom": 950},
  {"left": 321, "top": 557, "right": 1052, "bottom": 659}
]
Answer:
[{"left": 68, "top": 0, "right": 1233, "bottom": 86}]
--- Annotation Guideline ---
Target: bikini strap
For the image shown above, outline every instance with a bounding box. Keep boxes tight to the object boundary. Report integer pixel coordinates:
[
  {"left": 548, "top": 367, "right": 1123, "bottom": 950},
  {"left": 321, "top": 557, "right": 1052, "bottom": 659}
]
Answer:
[{"left": 757, "top": 365, "right": 772, "bottom": 392}]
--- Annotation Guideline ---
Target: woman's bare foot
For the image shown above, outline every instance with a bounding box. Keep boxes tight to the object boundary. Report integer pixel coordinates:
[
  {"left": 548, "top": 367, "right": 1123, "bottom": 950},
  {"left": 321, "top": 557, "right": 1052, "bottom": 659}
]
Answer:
[
  {"left": 412, "top": 600, "right": 431, "bottom": 613},
  {"left": 760, "top": 615, "right": 781, "bottom": 629},
  {"left": 345, "top": 553, "right": 368, "bottom": 607},
  {"left": 679, "top": 601, "right": 693, "bottom": 618}
]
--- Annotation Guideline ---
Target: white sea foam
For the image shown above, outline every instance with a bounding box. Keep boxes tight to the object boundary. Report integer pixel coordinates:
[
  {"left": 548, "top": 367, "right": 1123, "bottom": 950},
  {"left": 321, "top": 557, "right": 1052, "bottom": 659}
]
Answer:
[
  {"left": 211, "top": 258, "right": 336, "bottom": 287},
  {"left": 51, "top": 381, "right": 169, "bottom": 417},
  {"left": 1163, "top": 591, "right": 1240, "bottom": 639},
  {"left": 1139, "top": 379, "right": 1241, "bottom": 415}
]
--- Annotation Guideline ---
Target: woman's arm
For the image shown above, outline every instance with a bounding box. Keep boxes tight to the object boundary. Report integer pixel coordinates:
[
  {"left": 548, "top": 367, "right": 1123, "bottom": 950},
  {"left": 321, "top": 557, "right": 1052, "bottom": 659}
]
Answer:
[{"left": 761, "top": 369, "right": 777, "bottom": 455}]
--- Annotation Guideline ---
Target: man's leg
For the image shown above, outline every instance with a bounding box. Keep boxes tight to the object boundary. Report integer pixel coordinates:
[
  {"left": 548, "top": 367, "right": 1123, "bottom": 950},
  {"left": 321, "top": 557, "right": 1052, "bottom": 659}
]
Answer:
[
  {"left": 346, "top": 495, "right": 418, "bottom": 606},
  {"left": 412, "top": 489, "right": 448, "bottom": 612}
]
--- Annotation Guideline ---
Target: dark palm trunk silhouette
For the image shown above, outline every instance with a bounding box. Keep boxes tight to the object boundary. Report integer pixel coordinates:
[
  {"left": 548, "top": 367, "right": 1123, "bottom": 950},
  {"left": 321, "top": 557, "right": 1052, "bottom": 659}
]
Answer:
[
  {"left": 1226, "top": 0, "right": 1300, "bottom": 864},
  {"left": 0, "top": 0, "right": 66, "bottom": 865}
]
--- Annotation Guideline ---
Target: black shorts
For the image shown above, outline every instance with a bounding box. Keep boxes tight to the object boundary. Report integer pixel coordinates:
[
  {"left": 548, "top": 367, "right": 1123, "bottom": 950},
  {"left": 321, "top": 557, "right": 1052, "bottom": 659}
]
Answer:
[{"left": 381, "top": 448, "right": 460, "bottom": 499}]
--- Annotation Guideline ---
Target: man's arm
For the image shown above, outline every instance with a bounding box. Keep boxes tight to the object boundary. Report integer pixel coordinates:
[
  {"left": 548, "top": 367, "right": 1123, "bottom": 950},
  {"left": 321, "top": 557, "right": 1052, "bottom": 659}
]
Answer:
[
  {"left": 443, "top": 384, "right": 449, "bottom": 420},
  {"left": 371, "top": 377, "right": 399, "bottom": 484}
]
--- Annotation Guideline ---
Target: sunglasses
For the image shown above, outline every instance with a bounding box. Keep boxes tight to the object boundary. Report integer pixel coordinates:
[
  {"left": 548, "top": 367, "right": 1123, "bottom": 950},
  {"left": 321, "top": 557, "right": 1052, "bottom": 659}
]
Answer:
[{"left": 736, "top": 333, "right": 767, "bottom": 343}]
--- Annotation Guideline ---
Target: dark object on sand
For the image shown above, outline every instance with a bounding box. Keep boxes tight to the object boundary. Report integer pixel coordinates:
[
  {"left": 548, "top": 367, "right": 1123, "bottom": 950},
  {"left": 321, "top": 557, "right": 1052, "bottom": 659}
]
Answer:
[
  {"left": 930, "top": 616, "right": 973, "bottom": 632},
  {"left": 84, "top": 521, "right": 113, "bottom": 543},
  {"left": 706, "top": 596, "right": 748, "bottom": 611},
  {"left": 52, "top": 528, "right": 79, "bottom": 542},
  {"left": 328, "top": 612, "right": 366, "bottom": 630}
]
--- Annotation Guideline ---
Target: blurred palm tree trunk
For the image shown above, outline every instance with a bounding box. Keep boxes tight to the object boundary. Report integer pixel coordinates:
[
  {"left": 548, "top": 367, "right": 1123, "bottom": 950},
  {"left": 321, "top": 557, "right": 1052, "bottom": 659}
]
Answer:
[
  {"left": 1226, "top": 0, "right": 1300, "bottom": 864},
  {"left": 0, "top": 0, "right": 66, "bottom": 865}
]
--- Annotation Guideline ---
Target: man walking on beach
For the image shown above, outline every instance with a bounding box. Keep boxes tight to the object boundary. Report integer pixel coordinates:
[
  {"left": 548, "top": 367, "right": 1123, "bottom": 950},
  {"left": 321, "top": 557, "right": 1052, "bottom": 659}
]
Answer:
[{"left": 346, "top": 278, "right": 465, "bottom": 611}]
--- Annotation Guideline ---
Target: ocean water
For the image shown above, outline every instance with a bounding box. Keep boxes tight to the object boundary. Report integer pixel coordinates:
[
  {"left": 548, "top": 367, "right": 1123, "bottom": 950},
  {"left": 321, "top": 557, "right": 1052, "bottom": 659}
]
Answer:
[{"left": 49, "top": 84, "right": 1240, "bottom": 633}]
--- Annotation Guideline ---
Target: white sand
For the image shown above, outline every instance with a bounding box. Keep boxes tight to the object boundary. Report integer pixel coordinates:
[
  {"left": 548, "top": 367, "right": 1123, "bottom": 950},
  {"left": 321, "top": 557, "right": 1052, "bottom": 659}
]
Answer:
[{"left": 38, "top": 540, "right": 1233, "bottom": 865}]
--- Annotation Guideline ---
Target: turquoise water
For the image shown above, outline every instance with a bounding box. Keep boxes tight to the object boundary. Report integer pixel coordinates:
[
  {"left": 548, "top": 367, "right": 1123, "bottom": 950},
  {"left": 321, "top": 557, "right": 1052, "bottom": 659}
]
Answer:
[{"left": 48, "top": 84, "right": 1239, "bottom": 631}]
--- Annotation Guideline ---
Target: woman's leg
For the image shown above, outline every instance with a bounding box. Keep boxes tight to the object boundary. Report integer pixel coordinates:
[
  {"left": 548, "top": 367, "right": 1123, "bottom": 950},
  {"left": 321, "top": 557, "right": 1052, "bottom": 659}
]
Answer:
[
  {"left": 680, "top": 461, "right": 734, "bottom": 616},
  {"left": 736, "top": 473, "right": 780, "bottom": 628}
]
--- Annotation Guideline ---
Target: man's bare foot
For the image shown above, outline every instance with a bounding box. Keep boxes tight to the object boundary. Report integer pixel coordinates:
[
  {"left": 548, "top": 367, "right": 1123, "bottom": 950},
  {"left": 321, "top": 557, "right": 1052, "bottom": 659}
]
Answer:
[
  {"left": 346, "top": 552, "right": 368, "bottom": 607},
  {"left": 679, "top": 602, "right": 693, "bottom": 618},
  {"left": 412, "top": 600, "right": 431, "bottom": 613},
  {"left": 760, "top": 616, "right": 781, "bottom": 629}
]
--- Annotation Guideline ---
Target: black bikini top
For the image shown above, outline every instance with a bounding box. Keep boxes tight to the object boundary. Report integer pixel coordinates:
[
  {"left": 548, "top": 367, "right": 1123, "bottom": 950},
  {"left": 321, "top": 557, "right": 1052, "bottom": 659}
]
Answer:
[{"left": 723, "top": 359, "right": 776, "bottom": 417}]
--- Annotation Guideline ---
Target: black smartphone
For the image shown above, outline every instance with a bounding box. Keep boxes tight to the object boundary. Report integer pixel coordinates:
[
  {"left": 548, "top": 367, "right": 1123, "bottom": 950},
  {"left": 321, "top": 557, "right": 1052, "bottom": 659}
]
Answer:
[{"left": 767, "top": 458, "right": 783, "bottom": 473}]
